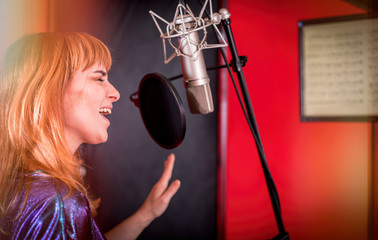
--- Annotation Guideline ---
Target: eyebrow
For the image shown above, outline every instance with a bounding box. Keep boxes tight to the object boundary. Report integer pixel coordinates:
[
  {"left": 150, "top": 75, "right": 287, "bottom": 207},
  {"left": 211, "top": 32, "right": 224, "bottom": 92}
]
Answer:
[{"left": 93, "top": 70, "right": 107, "bottom": 76}]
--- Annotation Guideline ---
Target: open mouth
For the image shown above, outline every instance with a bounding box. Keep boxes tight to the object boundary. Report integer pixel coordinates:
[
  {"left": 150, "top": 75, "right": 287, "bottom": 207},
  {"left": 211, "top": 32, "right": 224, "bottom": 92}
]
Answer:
[{"left": 99, "top": 108, "right": 112, "bottom": 117}]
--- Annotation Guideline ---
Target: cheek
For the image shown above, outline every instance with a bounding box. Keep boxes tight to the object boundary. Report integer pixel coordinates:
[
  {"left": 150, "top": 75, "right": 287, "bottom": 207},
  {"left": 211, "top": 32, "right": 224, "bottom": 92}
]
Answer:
[
  {"left": 63, "top": 88, "right": 87, "bottom": 124},
  {"left": 64, "top": 83, "right": 98, "bottom": 108}
]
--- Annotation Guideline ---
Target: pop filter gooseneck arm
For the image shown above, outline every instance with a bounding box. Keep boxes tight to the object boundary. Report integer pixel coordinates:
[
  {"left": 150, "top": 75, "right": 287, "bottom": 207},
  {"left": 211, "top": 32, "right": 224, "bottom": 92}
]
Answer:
[{"left": 219, "top": 9, "right": 289, "bottom": 240}]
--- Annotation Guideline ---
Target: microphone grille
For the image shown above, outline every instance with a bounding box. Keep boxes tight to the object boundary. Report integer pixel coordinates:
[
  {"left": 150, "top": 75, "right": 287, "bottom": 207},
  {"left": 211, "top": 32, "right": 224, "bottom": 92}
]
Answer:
[{"left": 185, "top": 83, "right": 214, "bottom": 114}]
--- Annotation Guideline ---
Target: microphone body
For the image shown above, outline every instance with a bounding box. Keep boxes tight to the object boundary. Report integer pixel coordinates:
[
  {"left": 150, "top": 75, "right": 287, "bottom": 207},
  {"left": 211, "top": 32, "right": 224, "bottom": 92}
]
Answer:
[{"left": 176, "top": 15, "right": 214, "bottom": 114}]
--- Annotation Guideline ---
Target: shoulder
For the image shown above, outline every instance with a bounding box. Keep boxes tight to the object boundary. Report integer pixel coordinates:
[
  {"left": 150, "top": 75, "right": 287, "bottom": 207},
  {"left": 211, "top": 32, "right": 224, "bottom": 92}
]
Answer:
[
  {"left": 26, "top": 174, "right": 92, "bottom": 223},
  {"left": 31, "top": 174, "right": 91, "bottom": 218},
  {"left": 29, "top": 175, "right": 90, "bottom": 215},
  {"left": 1, "top": 174, "right": 103, "bottom": 239}
]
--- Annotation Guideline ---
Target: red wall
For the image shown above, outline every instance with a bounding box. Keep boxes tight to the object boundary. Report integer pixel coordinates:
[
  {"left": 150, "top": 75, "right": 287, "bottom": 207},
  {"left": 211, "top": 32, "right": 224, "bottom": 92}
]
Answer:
[{"left": 225, "top": 0, "right": 369, "bottom": 239}]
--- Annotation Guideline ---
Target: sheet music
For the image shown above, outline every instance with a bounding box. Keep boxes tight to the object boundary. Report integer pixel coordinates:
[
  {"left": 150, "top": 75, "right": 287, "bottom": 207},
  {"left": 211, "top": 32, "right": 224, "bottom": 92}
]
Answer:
[{"left": 302, "top": 18, "right": 378, "bottom": 118}]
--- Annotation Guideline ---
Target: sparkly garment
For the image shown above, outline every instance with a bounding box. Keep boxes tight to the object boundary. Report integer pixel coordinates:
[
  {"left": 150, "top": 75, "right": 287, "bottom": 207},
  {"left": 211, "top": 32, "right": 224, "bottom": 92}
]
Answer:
[{"left": 0, "top": 173, "right": 105, "bottom": 239}]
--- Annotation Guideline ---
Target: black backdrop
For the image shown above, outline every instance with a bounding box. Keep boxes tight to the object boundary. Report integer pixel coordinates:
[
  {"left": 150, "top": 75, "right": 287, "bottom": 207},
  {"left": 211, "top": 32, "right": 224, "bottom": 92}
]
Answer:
[{"left": 55, "top": 0, "right": 221, "bottom": 239}]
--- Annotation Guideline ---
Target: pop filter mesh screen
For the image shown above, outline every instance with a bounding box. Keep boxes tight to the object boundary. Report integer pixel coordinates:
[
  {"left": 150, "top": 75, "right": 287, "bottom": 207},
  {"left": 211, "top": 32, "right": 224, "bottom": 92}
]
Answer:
[{"left": 139, "top": 74, "right": 186, "bottom": 149}]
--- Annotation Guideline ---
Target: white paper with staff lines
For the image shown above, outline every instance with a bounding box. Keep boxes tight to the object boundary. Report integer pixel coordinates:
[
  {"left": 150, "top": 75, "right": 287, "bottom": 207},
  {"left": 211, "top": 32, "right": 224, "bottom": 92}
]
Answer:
[{"left": 301, "top": 18, "right": 378, "bottom": 118}]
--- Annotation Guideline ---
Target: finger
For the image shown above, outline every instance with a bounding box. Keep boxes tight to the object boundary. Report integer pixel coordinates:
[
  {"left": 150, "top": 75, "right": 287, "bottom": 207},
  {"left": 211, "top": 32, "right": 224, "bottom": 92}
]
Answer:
[
  {"left": 153, "top": 154, "right": 176, "bottom": 194},
  {"left": 162, "top": 179, "right": 181, "bottom": 201},
  {"left": 159, "top": 153, "right": 175, "bottom": 183}
]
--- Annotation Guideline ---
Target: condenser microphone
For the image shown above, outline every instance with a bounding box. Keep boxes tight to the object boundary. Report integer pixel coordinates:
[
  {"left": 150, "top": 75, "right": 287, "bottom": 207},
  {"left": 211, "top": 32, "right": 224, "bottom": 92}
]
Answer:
[
  {"left": 175, "top": 15, "right": 213, "bottom": 114},
  {"left": 149, "top": 0, "right": 227, "bottom": 114}
]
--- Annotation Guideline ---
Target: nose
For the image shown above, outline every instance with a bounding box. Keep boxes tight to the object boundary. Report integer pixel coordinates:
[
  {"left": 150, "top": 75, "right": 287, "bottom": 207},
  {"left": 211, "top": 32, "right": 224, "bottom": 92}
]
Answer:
[{"left": 108, "top": 82, "right": 120, "bottom": 102}]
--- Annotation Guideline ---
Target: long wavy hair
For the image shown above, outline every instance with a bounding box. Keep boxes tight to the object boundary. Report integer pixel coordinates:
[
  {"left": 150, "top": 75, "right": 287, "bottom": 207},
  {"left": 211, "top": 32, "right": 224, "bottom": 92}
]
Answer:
[{"left": 0, "top": 32, "right": 112, "bottom": 217}]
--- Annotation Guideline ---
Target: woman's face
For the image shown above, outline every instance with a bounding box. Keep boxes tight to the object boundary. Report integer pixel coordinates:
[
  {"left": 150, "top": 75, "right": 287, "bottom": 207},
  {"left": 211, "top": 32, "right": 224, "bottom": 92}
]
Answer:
[{"left": 63, "top": 63, "right": 120, "bottom": 153}]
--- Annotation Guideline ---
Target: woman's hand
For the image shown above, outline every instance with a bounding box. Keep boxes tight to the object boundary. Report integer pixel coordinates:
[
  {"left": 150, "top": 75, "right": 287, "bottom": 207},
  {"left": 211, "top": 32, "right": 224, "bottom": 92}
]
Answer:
[
  {"left": 105, "top": 153, "right": 180, "bottom": 240},
  {"left": 137, "top": 153, "right": 181, "bottom": 222}
]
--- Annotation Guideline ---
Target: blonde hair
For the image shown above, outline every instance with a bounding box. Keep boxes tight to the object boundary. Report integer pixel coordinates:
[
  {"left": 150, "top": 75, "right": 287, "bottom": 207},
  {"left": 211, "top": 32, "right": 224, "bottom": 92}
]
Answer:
[{"left": 0, "top": 32, "right": 112, "bottom": 217}]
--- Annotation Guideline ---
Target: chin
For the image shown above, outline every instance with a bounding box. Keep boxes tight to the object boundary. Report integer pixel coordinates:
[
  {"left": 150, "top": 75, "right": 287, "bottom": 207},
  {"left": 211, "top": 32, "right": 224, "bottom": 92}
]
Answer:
[
  {"left": 99, "top": 135, "right": 109, "bottom": 144},
  {"left": 89, "top": 134, "right": 109, "bottom": 145}
]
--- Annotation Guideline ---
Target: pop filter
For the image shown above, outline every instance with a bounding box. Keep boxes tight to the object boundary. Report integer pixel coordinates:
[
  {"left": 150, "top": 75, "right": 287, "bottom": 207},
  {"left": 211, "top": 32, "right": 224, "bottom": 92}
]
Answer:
[{"left": 130, "top": 73, "right": 186, "bottom": 149}]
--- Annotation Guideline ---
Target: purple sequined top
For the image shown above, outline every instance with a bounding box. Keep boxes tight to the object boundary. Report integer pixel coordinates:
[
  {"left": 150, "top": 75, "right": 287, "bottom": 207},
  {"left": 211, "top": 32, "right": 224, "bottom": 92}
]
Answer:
[{"left": 0, "top": 172, "right": 105, "bottom": 239}]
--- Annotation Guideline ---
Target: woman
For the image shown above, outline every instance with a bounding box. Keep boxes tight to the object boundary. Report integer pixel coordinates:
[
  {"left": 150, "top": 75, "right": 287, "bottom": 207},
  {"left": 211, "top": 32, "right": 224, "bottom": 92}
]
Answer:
[{"left": 0, "top": 32, "right": 181, "bottom": 239}]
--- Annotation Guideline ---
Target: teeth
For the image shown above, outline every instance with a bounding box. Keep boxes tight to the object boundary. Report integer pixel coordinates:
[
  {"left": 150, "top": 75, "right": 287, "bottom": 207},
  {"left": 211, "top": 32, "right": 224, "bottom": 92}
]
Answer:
[{"left": 99, "top": 108, "right": 112, "bottom": 115}]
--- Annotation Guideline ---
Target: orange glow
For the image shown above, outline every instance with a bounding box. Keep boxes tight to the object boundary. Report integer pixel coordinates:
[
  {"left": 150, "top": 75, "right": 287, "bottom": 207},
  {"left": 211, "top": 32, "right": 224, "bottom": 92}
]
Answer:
[{"left": 0, "top": 0, "right": 52, "bottom": 68}]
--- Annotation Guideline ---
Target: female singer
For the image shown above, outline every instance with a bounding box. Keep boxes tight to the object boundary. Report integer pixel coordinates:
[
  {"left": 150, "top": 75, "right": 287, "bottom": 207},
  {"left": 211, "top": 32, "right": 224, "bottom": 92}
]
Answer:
[{"left": 0, "top": 32, "right": 180, "bottom": 240}]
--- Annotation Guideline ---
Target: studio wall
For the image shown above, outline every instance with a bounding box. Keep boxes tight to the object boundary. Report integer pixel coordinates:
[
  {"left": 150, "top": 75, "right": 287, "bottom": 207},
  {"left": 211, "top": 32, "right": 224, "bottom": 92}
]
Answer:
[{"left": 225, "top": 0, "right": 370, "bottom": 239}]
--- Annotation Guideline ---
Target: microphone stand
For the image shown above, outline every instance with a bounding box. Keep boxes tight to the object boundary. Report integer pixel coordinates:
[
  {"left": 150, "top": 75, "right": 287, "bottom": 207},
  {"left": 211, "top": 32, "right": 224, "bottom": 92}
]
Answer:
[{"left": 219, "top": 9, "right": 289, "bottom": 240}]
